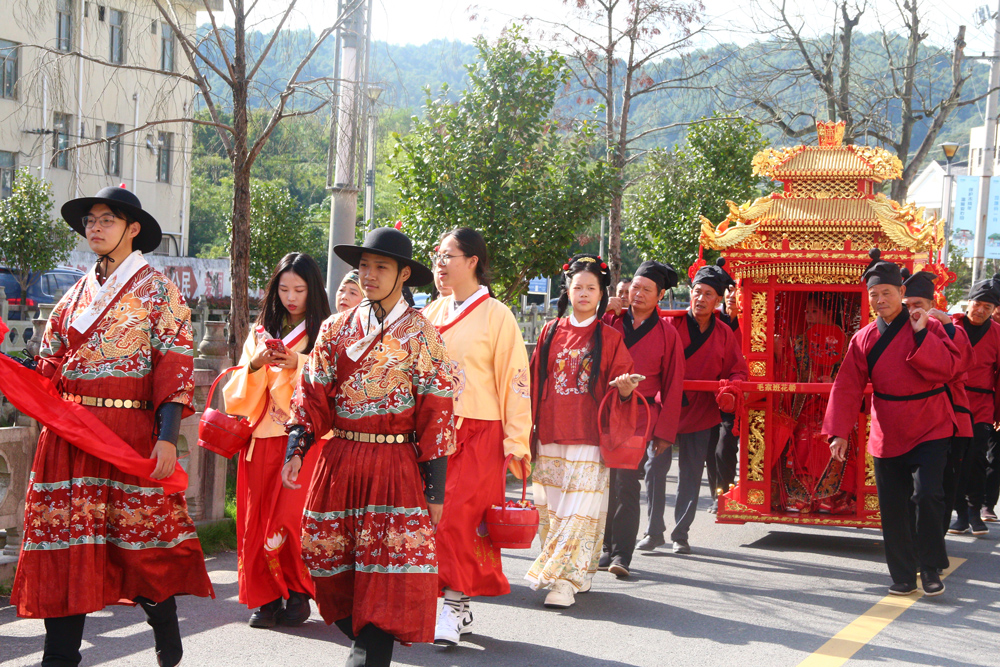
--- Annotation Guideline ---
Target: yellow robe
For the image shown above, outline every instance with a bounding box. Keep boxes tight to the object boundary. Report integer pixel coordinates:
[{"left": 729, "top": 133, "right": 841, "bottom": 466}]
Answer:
[
  {"left": 422, "top": 294, "right": 532, "bottom": 463},
  {"left": 223, "top": 329, "right": 308, "bottom": 457}
]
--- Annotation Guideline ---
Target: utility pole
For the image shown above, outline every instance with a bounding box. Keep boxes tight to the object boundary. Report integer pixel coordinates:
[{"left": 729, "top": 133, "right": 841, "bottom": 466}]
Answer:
[
  {"left": 972, "top": 0, "right": 1000, "bottom": 284},
  {"left": 325, "top": 0, "right": 366, "bottom": 307}
]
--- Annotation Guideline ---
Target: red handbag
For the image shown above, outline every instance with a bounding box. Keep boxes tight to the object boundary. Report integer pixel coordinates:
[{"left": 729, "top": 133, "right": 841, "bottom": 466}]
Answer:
[
  {"left": 598, "top": 390, "right": 651, "bottom": 469},
  {"left": 485, "top": 454, "right": 539, "bottom": 549},
  {"left": 197, "top": 366, "right": 271, "bottom": 459}
]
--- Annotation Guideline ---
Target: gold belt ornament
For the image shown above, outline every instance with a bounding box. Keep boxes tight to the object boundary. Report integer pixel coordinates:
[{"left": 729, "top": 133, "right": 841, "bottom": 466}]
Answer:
[
  {"left": 61, "top": 393, "right": 153, "bottom": 410},
  {"left": 332, "top": 427, "right": 414, "bottom": 444}
]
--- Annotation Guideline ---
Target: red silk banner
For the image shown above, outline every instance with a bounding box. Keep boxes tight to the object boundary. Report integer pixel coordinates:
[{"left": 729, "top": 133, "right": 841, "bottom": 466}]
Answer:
[{"left": 0, "top": 318, "right": 188, "bottom": 494}]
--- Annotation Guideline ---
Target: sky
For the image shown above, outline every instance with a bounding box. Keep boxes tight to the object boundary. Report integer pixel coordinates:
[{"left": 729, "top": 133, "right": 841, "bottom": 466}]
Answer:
[{"left": 200, "top": 0, "right": 1000, "bottom": 54}]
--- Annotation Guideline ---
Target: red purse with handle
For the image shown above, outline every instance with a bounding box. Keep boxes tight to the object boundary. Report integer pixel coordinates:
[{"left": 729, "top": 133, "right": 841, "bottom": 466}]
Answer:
[
  {"left": 598, "top": 390, "right": 651, "bottom": 469},
  {"left": 485, "top": 454, "right": 539, "bottom": 549},
  {"left": 197, "top": 366, "right": 271, "bottom": 458}
]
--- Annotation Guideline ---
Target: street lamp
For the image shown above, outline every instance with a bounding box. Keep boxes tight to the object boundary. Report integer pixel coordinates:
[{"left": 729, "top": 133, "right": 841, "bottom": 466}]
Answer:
[
  {"left": 939, "top": 141, "right": 960, "bottom": 264},
  {"left": 363, "top": 84, "right": 384, "bottom": 231}
]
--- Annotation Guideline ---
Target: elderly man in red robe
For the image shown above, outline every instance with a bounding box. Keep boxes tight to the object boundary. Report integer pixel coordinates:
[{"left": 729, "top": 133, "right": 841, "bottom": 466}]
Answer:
[
  {"left": 646, "top": 258, "right": 748, "bottom": 555},
  {"left": 599, "top": 261, "right": 685, "bottom": 577},
  {"left": 946, "top": 274, "right": 1000, "bottom": 536},
  {"left": 824, "top": 250, "right": 962, "bottom": 597}
]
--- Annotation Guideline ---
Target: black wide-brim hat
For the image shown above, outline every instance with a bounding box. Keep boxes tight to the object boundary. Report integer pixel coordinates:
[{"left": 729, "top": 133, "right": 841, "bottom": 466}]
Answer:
[
  {"left": 61, "top": 185, "right": 162, "bottom": 254},
  {"left": 333, "top": 227, "right": 433, "bottom": 287}
]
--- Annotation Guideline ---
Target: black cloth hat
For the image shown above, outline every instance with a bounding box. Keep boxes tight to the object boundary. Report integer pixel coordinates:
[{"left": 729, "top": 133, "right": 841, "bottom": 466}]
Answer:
[
  {"left": 861, "top": 248, "right": 902, "bottom": 288},
  {"left": 61, "top": 185, "right": 162, "bottom": 254},
  {"left": 968, "top": 273, "right": 1000, "bottom": 306},
  {"left": 692, "top": 257, "right": 735, "bottom": 296},
  {"left": 333, "top": 227, "right": 433, "bottom": 287},
  {"left": 900, "top": 268, "right": 937, "bottom": 301},
  {"left": 634, "top": 260, "right": 679, "bottom": 293}
]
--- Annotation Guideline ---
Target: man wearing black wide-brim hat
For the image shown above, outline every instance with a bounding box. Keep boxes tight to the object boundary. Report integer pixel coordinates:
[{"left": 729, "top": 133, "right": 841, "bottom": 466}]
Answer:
[
  {"left": 823, "top": 250, "right": 964, "bottom": 597},
  {"left": 281, "top": 227, "right": 456, "bottom": 666},
  {"left": 9, "top": 185, "right": 214, "bottom": 667}
]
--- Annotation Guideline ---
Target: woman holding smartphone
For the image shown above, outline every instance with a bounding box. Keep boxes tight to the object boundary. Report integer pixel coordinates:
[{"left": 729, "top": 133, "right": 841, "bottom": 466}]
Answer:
[
  {"left": 223, "top": 253, "right": 330, "bottom": 628},
  {"left": 526, "top": 254, "right": 638, "bottom": 609}
]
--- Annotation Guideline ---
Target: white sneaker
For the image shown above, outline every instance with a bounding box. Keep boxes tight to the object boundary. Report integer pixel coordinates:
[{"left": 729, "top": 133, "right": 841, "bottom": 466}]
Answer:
[
  {"left": 433, "top": 602, "right": 462, "bottom": 646},
  {"left": 544, "top": 580, "right": 576, "bottom": 608},
  {"left": 460, "top": 598, "right": 473, "bottom": 636},
  {"left": 578, "top": 578, "right": 592, "bottom": 594}
]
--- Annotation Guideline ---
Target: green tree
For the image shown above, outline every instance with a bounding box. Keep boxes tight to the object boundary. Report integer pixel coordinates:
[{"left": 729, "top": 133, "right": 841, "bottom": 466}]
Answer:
[
  {"left": 625, "top": 115, "right": 773, "bottom": 274},
  {"left": 0, "top": 168, "right": 77, "bottom": 315},
  {"left": 389, "top": 29, "right": 615, "bottom": 303},
  {"left": 224, "top": 180, "right": 305, "bottom": 292}
]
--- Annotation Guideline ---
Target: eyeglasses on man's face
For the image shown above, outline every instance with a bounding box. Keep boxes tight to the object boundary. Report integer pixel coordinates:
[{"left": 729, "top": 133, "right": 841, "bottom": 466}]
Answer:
[
  {"left": 82, "top": 214, "right": 123, "bottom": 230},
  {"left": 432, "top": 253, "right": 467, "bottom": 266}
]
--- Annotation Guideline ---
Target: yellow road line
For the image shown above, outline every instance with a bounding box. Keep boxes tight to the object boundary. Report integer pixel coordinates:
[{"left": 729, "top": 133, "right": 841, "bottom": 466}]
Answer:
[{"left": 797, "top": 558, "right": 966, "bottom": 667}]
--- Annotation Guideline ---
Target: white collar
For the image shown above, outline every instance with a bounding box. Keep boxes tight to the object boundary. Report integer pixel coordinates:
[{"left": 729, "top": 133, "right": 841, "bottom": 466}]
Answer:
[
  {"left": 346, "top": 296, "right": 410, "bottom": 361},
  {"left": 446, "top": 285, "right": 489, "bottom": 318},
  {"left": 71, "top": 250, "right": 149, "bottom": 333},
  {"left": 569, "top": 312, "right": 597, "bottom": 328}
]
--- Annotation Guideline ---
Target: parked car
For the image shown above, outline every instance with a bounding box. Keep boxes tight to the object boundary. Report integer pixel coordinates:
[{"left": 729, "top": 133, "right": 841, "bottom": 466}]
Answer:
[
  {"left": 411, "top": 292, "right": 431, "bottom": 310},
  {"left": 0, "top": 266, "right": 85, "bottom": 320}
]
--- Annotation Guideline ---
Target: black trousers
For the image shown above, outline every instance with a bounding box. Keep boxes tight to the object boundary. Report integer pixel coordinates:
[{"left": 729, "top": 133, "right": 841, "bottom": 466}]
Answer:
[
  {"left": 872, "top": 439, "right": 950, "bottom": 585},
  {"left": 954, "top": 422, "right": 993, "bottom": 513},
  {"left": 644, "top": 440, "right": 674, "bottom": 538},
  {"left": 986, "top": 426, "right": 1000, "bottom": 511},
  {"left": 604, "top": 444, "right": 651, "bottom": 567},
  {"left": 706, "top": 413, "right": 738, "bottom": 496},
  {"left": 42, "top": 596, "right": 178, "bottom": 667},
  {"left": 335, "top": 617, "right": 395, "bottom": 667},
  {"left": 942, "top": 436, "right": 967, "bottom": 533}
]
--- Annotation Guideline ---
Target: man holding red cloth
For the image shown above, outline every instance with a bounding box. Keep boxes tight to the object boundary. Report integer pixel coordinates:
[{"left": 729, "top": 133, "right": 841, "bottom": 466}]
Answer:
[
  {"left": 824, "top": 250, "right": 962, "bottom": 596},
  {"left": 7, "top": 186, "right": 213, "bottom": 667},
  {"left": 600, "top": 261, "right": 685, "bottom": 577},
  {"left": 651, "top": 259, "right": 748, "bottom": 555}
]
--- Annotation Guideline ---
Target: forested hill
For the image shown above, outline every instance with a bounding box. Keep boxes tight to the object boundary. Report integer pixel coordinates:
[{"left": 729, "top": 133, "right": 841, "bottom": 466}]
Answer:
[{"left": 200, "top": 29, "right": 991, "bottom": 159}]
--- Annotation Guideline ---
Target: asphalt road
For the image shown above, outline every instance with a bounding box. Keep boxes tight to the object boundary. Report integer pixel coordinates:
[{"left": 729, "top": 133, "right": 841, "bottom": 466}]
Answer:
[{"left": 2, "top": 472, "right": 998, "bottom": 667}]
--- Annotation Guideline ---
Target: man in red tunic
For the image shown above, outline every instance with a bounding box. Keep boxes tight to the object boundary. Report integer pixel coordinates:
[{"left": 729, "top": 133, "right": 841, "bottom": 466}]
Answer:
[
  {"left": 9, "top": 186, "right": 213, "bottom": 667},
  {"left": 947, "top": 275, "right": 1000, "bottom": 536},
  {"left": 651, "top": 258, "right": 747, "bottom": 555},
  {"left": 281, "top": 228, "right": 455, "bottom": 667},
  {"left": 599, "top": 261, "right": 685, "bottom": 576},
  {"left": 824, "top": 250, "right": 962, "bottom": 596},
  {"left": 899, "top": 269, "right": 975, "bottom": 537}
]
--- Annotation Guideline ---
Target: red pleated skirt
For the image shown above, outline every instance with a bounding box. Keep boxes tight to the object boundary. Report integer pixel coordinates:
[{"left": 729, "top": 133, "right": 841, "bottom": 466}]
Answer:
[
  {"left": 236, "top": 435, "right": 318, "bottom": 609},
  {"left": 12, "top": 424, "right": 215, "bottom": 618},
  {"left": 435, "top": 418, "right": 508, "bottom": 597},
  {"left": 301, "top": 435, "right": 438, "bottom": 643}
]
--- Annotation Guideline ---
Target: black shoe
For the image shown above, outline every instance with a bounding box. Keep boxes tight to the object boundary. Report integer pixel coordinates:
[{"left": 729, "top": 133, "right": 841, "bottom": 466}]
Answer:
[
  {"left": 947, "top": 516, "right": 970, "bottom": 534},
  {"left": 969, "top": 512, "right": 990, "bottom": 536},
  {"left": 636, "top": 534, "right": 665, "bottom": 551},
  {"left": 920, "top": 570, "right": 945, "bottom": 597},
  {"left": 888, "top": 582, "right": 918, "bottom": 595},
  {"left": 608, "top": 557, "right": 630, "bottom": 579},
  {"left": 279, "top": 591, "right": 311, "bottom": 626},
  {"left": 249, "top": 598, "right": 283, "bottom": 629},
  {"left": 597, "top": 551, "right": 611, "bottom": 571},
  {"left": 136, "top": 596, "right": 183, "bottom": 667},
  {"left": 672, "top": 539, "right": 691, "bottom": 555}
]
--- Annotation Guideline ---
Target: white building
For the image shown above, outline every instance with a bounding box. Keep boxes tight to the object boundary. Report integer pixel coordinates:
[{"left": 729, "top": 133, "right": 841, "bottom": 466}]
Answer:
[{"left": 0, "top": 0, "right": 219, "bottom": 256}]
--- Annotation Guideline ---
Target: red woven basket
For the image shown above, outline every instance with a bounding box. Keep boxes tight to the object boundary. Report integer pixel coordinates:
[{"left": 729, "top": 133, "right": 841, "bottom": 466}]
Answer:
[{"left": 485, "top": 455, "right": 539, "bottom": 549}]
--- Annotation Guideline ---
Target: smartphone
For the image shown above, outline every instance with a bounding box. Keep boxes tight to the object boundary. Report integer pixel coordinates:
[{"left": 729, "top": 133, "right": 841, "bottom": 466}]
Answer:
[
  {"left": 265, "top": 339, "right": 288, "bottom": 355},
  {"left": 609, "top": 374, "right": 646, "bottom": 386}
]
